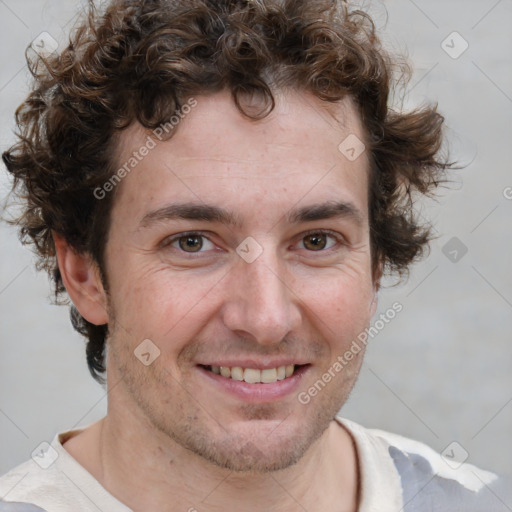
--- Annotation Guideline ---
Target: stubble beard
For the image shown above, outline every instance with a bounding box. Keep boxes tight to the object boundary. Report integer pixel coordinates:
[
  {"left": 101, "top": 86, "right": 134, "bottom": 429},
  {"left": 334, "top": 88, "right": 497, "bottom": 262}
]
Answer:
[{"left": 109, "top": 331, "right": 363, "bottom": 474}]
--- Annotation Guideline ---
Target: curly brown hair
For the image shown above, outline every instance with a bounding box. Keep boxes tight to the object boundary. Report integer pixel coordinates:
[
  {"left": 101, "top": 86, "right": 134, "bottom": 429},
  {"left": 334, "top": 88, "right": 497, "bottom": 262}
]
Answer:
[{"left": 2, "top": 0, "right": 452, "bottom": 384}]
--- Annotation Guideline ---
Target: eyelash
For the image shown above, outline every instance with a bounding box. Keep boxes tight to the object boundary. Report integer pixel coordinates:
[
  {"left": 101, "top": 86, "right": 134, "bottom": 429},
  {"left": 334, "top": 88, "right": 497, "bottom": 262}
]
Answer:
[{"left": 162, "top": 229, "right": 346, "bottom": 255}]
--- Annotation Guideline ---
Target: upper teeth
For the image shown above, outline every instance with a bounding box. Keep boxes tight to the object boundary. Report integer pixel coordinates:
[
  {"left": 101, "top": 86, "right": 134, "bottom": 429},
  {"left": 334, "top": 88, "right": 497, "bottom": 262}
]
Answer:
[{"left": 210, "top": 365, "right": 295, "bottom": 383}]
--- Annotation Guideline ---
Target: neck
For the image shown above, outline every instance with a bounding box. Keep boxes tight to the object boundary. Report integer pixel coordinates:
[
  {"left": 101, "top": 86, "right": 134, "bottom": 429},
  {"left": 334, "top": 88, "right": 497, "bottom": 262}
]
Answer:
[{"left": 65, "top": 404, "right": 359, "bottom": 512}]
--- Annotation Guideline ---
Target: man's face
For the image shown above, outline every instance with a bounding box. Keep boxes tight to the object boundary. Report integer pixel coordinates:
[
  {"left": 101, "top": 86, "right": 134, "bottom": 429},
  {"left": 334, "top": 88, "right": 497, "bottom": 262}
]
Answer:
[{"left": 101, "top": 90, "right": 377, "bottom": 472}]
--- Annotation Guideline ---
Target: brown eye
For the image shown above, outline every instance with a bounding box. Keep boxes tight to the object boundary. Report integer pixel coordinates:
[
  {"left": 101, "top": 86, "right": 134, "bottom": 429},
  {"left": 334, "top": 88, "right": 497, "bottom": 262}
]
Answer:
[
  {"left": 178, "top": 235, "right": 204, "bottom": 252},
  {"left": 162, "top": 232, "right": 216, "bottom": 256},
  {"left": 303, "top": 233, "right": 328, "bottom": 251},
  {"left": 298, "top": 231, "right": 341, "bottom": 252}
]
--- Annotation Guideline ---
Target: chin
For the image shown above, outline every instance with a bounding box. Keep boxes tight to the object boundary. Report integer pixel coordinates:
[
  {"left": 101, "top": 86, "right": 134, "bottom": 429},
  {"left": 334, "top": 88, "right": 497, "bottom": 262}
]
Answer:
[{"left": 199, "top": 437, "right": 308, "bottom": 473}]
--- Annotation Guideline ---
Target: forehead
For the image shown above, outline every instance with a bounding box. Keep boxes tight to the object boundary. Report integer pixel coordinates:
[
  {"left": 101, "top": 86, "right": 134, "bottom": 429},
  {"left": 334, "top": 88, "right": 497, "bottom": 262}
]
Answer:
[{"left": 111, "top": 89, "right": 370, "bottom": 228}]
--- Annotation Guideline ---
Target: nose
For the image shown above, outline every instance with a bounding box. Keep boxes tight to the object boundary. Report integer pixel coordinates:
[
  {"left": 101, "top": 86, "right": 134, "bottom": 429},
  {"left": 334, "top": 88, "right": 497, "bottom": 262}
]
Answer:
[{"left": 220, "top": 244, "right": 302, "bottom": 346}]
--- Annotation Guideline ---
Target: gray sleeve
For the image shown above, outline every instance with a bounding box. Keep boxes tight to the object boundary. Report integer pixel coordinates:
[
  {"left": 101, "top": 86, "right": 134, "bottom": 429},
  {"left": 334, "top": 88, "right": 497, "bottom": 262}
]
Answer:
[
  {"left": 0, "top": 502, "right": 48, "bottom": 512},
  {"left": 390, "top": 446, "right": 512, "bottom": 512}
]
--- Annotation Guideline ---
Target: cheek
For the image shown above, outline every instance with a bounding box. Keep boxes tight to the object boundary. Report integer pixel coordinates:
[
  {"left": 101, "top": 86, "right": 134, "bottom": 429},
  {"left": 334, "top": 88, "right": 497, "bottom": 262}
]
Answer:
[
  {"left": 305, "top": 271, "right": 374, "bottom": 338},
  {"left": 109, "top": 261, "right": 221, "bottom": 343}
]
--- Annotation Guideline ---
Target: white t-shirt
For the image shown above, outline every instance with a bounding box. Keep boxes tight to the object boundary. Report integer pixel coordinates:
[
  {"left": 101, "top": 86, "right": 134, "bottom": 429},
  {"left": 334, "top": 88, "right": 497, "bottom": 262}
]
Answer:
[{"left": 0, "top": 415, "right": 508, "bottom": 512}]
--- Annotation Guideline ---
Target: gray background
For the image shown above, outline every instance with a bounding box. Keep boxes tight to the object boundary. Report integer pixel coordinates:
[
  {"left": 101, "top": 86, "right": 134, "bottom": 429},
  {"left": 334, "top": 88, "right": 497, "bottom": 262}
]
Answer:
[{"left": 0, "top": 0, "right": 511, "bottom": 478}]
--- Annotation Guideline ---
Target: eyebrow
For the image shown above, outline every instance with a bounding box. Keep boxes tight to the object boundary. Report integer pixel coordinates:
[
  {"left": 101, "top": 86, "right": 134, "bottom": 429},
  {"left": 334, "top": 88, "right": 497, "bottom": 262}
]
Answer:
[
  {"left": 138, "top": 200, "right": 365, "bottom": 230},
  {"left": 287, "top": 201, "right": 364, "bottom": 227}
]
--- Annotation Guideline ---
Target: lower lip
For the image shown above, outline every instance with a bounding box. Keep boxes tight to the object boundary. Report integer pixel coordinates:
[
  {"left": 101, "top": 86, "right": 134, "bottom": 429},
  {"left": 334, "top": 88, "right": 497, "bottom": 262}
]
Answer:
[{"left": 197, "top": 365, "right": 310, "bottom": 403}]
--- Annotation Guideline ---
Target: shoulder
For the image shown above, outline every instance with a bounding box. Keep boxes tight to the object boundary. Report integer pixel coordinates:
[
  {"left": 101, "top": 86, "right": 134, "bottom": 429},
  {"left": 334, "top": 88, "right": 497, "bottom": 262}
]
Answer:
[
  {"left": 0, "top": 456, "right": 67, "bottom": 510},
  {"left": 0, "top": 431, "right": 92, "bottom": 512},
  {"left": 337, "top": 416, "right": 511, "bottom": 511},
  {"left": 1, "top": 429, "right": 132, "bottom": 512}
]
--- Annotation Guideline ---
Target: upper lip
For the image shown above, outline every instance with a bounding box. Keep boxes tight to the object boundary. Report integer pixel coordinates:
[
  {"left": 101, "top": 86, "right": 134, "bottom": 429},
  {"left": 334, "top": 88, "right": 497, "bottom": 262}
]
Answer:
[{"left": 198, "top": 361, "right": 309, "bottom": 370}]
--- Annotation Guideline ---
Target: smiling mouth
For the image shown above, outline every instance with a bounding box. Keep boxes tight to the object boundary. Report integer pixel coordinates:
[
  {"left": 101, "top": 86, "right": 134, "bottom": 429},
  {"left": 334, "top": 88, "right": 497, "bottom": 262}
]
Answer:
[{"left": 199, "top": 364, "right": 310, "bottom": 384}]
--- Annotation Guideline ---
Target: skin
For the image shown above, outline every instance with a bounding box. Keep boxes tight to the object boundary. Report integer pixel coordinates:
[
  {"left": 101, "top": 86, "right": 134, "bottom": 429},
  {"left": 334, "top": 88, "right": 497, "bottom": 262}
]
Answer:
[{"left": 54, "top": 89, "right": 380, "bottom": 512}]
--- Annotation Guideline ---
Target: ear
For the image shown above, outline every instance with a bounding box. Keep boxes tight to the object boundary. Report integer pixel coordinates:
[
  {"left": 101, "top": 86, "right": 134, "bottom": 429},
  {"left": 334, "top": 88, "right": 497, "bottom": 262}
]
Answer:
[{"left": 52, "top": 231, "right": 109, "bottom": 326}]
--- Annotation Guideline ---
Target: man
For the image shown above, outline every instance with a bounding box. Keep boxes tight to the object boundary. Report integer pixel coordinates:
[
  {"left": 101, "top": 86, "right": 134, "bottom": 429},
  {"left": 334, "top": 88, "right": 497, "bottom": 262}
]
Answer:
[{"left": 0, "top": 0, "right": 509, "bottom": 511}]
